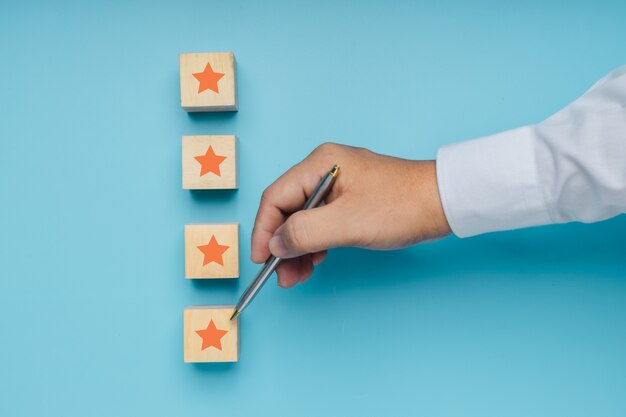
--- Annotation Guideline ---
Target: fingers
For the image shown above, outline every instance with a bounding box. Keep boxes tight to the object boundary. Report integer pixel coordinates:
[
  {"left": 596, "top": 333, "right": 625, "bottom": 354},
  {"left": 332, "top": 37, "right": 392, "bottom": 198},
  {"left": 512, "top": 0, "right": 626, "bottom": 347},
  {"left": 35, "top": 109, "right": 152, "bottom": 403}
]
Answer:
[
  {"left": 251, "top": 142, "right": 348, "bottom": 289},
  {"left": 250, "top": 157, "right": 331, "bottom": 264},
  {"left": 250, "top": 196, "right": 285, "bottom": 263},
  {"left": 274, "top": 251, "right": 326, "bottom": 288},
  {"left": 276, "top": 255, "right": 314, "bottom": 288},
  {"left": 269, "top": 203, "right": 353, "bottom": 259}
]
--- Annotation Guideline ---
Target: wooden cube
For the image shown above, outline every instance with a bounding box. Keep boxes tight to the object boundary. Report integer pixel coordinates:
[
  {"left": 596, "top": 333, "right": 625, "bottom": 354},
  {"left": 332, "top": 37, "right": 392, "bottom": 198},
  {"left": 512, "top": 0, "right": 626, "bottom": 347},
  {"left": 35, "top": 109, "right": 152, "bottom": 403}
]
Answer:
[
  {"left": 179, "top": 52, "right": 237, "bottom": 112},
  {"left": 184, "top": 306, "right": 238, "bottom": 363},
  {"left": 182, "top": 135, "right": 237, "bottom": 190},
  {"left": 184, "top": 223, "right": 239, "bottom": 279}
]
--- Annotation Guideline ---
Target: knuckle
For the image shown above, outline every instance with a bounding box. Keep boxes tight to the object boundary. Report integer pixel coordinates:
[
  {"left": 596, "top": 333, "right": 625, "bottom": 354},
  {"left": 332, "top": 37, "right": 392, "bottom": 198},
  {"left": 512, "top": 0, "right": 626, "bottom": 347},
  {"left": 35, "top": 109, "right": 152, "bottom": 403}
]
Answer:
[
  {"left": 314, "top": 142, "right": 340, "bottom": 155},
  {"left": 260, "top": 187, "right": 275, "bottom": 202},
  {"left": 359, "top": 146, "right": 374, "bottom": 157}
]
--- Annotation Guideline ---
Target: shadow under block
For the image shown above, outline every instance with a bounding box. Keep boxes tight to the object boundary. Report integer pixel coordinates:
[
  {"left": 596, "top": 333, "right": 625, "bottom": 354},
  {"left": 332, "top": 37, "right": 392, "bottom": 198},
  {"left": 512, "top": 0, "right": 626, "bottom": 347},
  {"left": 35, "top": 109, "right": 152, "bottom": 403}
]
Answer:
[
  {"left": 179, "top": 52, "right": 237, "bottom": 112},
  {"left": 184, "top": 306, "right": 238, "bottom": 363},
  {"left": 182, "top": 135, "right": 237, "bottom": 190},
  {"left": 185, "top": 223, "right": 239, "bottom": 279}
]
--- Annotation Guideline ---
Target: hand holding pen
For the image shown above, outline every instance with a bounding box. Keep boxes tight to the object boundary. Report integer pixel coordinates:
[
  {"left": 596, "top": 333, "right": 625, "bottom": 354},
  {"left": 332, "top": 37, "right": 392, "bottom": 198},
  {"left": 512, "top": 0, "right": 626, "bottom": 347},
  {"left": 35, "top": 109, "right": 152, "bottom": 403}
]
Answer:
[
  {"left": 231, "top": 164, "right": 340, "bottom": 319},
  {"left": 233, "top": 143, "right": 451, "bottom": 317}
]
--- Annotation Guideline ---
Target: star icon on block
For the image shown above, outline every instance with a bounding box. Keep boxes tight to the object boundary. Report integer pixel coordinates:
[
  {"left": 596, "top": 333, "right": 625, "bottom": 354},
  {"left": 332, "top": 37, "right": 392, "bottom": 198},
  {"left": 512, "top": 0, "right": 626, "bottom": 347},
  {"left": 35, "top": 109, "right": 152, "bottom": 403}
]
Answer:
[
  {"left": 192, "top": 62, "right": 225, "bottom": 94},
  {"left": 194, "top": 146, "right": 227, "bottom": 177},
  {"left": 197, "top": 235, "right": 230, "bottom": 266},
  {"left": 195, "top": 320, "right": 228, "bottom": 351}
]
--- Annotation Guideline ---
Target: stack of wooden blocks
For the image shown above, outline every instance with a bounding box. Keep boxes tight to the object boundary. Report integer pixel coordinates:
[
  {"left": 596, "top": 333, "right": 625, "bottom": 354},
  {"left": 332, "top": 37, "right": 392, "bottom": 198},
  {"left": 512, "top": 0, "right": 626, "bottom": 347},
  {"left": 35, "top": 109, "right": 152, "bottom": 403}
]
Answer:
[{"left": 179, "top": 52, "right": 240, "bottom": 363}]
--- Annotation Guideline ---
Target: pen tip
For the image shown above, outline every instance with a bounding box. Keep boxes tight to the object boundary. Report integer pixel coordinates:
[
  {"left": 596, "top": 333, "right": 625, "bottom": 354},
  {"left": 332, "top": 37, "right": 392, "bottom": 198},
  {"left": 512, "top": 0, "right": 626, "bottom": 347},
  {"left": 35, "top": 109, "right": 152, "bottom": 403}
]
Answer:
[{"left": 230, "top": 310, "right": 239, "bottom": 321}]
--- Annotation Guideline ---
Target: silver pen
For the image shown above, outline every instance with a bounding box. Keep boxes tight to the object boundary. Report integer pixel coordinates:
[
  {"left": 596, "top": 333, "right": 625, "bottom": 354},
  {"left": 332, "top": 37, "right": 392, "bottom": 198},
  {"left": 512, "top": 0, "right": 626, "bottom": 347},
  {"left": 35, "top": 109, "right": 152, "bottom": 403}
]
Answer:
[{"left": 230, "top": 164, "right": 340, "bottom": 320}]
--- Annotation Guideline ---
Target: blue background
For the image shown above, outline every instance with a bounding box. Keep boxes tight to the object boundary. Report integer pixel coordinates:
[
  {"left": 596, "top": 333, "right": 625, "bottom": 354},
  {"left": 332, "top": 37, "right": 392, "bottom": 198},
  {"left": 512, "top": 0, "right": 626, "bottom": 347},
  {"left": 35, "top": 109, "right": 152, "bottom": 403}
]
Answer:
[{"left": 1, "top": 0, "right": 625, "bottom": 415}]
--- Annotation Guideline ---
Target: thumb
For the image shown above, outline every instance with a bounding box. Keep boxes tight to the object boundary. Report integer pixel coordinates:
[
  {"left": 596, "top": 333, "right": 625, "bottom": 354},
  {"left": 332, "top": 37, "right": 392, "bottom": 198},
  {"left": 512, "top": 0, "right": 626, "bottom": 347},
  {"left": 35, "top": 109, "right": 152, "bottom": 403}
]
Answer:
[{"left": 269, "top": 204, "right": 350, "bottom": 258}]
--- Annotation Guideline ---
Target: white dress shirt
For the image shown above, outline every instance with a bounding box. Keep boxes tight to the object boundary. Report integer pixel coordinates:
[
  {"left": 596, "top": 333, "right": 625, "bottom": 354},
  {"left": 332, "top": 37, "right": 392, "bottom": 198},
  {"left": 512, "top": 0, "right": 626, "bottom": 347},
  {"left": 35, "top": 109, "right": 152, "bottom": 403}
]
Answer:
[{"left": 436, "top": 65, "right": 626, "bottom": 238}]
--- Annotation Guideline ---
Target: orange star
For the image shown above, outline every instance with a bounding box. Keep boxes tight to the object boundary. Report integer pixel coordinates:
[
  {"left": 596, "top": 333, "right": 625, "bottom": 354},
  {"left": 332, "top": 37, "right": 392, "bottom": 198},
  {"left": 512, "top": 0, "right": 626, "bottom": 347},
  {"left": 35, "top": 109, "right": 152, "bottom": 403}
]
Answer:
[
  {"left": 197, "top": 235, "right": 230, "bottom": 266},
  {"left": 195, "top": 320, "right": 228, "bottom": 351},
  {"left": 192, "top": 62, "right": 225, "bottom": 94},
  {"left": 194, "top": 146, "right": 227, "bottom": 177}
]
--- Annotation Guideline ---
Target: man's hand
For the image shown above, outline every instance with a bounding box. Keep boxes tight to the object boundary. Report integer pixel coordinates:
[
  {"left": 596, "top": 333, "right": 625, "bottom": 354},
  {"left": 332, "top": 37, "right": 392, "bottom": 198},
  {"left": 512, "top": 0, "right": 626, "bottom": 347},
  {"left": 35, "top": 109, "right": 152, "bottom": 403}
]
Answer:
[{"left": 251, "top": 143, "right": 451, "bottom": 288}]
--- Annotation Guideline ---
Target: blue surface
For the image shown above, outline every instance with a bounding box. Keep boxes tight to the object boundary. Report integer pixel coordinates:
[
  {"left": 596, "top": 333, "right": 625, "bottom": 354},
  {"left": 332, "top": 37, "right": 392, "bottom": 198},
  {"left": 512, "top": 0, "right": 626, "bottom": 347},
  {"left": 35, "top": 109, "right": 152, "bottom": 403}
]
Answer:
[{"left": 1, "top": 1, "right": 626, "bottom": 415}]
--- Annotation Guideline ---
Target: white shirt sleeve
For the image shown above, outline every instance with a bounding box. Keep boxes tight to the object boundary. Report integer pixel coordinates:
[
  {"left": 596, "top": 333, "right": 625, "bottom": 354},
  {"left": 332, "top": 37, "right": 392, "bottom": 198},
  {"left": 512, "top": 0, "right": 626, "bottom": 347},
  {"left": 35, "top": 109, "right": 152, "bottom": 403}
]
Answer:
[{"left": 436, "top": 65, "right": 626, "bottom": 238}]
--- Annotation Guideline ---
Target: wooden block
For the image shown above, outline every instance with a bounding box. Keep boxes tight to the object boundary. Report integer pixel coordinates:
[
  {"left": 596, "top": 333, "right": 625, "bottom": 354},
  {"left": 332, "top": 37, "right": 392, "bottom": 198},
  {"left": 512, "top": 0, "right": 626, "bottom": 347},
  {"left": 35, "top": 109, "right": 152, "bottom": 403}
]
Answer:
[
  {"left": 182, "top": 135, "right": 237, "bottom": 190},
  {"left": 184, "top": 306, "right": 238, "bottom": 363},
  {"left": 179, "top": 52, "right": 237, "bottom": 112},
  {"left": 184, "top": 223, "right": 239, "bottom": 279}
]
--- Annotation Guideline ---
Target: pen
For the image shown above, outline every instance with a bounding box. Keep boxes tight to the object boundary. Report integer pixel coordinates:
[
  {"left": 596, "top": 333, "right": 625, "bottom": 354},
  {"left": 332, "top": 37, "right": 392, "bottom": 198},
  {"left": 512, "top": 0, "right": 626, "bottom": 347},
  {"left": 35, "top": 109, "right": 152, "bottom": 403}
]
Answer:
[{"left": 230, "top": 164, "right": 340, "bottom": 320}]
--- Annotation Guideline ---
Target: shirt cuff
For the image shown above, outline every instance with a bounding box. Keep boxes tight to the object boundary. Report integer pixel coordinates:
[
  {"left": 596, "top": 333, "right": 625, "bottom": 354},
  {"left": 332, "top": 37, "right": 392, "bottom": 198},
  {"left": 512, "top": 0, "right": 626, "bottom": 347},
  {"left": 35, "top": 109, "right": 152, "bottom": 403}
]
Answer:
[{"left": 436, "top": 126, "right": 553, "bottom": 238}]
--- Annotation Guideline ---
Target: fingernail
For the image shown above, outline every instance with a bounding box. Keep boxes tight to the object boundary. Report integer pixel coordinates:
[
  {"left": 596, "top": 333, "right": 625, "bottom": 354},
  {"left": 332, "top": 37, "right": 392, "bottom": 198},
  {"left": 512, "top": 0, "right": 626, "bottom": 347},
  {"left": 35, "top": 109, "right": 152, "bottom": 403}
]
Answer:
[{"left": 269, "top": 235, "right": 288, "bottom": 258}]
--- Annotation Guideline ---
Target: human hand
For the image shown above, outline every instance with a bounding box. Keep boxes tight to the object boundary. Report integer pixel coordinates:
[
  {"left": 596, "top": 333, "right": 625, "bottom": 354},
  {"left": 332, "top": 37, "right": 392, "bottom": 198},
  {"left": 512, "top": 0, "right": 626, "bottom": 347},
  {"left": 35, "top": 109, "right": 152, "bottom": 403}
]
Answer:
[{"left": 251, "top": 143, "right": 451, "bottom": 288}]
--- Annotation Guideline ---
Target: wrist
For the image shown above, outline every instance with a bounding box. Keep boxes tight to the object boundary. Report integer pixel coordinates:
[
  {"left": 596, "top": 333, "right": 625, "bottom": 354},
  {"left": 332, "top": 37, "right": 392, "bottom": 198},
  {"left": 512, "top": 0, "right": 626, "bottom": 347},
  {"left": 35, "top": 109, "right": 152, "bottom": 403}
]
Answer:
[{"left": 414, "top": 160, "right": 452, "bottom": 241}]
